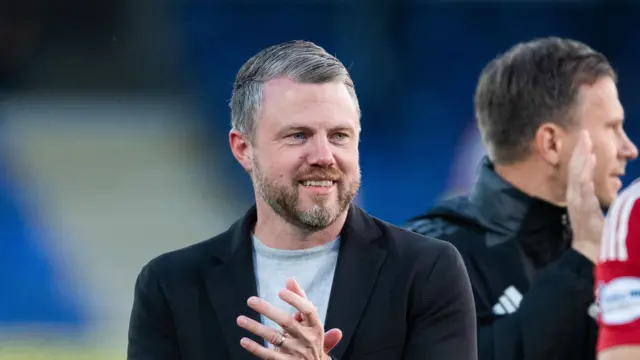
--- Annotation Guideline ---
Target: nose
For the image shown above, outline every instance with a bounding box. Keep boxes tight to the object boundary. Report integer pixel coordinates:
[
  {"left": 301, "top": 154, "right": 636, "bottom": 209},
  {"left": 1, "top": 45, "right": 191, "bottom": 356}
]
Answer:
[
  {"left": 306, "top": 136, "right": 335, "bottom": 167},
  {"left": 621, "top": 131, "right": 638, "bottom": 160}
]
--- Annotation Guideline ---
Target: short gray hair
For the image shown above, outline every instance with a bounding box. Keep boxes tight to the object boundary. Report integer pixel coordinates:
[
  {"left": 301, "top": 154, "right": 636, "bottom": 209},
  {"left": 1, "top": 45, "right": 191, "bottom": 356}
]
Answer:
[{"left": 230, "top": 40, "right": 360, "bottom": 142}]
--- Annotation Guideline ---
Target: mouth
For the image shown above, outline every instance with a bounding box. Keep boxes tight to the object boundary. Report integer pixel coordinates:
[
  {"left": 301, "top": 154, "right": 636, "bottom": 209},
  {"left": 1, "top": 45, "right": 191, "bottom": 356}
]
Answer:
[
  {"left": 611, "top": 174, "right": 624, "bottom": 189},
  {"left": 299, "top": 180, "right": 336, "bottom": 187}
]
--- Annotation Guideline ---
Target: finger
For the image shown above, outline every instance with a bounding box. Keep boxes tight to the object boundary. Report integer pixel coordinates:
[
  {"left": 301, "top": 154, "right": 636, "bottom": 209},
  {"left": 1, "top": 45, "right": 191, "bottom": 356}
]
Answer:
[
  {"left": 286, "top": 279, "right": 309, "bottom": 325},
  {"left": 283, "top": 279, "right": 315, "bottom": 326},
  {"left": 583, "top": 129, "right": 594, "bottom": 152},
  {"left": 323, "top": 328, "right": 343, "bottom": 353},
  {"left": 583, "top": 156, "right": 601, "bottom": 209},
  {"left": 573, "top": 131, "right": 592, "bottom": 164},
  {"left": 286, "top": 278, "right": 308, "bottom": 299},
  {"left": 569, "top": 131, "right": 592, "bottom": 179},
  {"left": 247, "top": 297, "right": 303, "bottom": 337},
  {"left": 279, "top": 289, "right": 320, "bottom": 327},
  {"left": 568, "top": 131, "right": 594, "bottom": 204},
  {"left": 585, "top": 153, "right": 596, "bottom": 180},
  {"left": 580, "top": 154, "right": 596, "bottom": 191},
  {"left": 239, "top": 337, "right": 287, "bottom": 360},
  {"left": 237, "top": 316, "right": 288, "bottom": 348}
]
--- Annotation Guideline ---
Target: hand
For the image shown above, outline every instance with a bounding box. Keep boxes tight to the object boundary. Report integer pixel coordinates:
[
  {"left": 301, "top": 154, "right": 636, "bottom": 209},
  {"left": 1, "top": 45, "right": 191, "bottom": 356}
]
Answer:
[
  {"left": 287, "top": 279, "right": 342, "bottom": 356},
  {"left": 237, "top": 278, "right": 342, "bottom": 359},
  {"left": 567, "top": 130, "right": 604, "bottom": 263}
]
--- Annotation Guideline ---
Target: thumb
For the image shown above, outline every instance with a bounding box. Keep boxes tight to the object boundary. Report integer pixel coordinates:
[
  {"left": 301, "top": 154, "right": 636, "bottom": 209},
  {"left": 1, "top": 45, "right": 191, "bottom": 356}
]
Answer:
[{"left": 323, "top": 328, "right": 343, "bottom": 353}]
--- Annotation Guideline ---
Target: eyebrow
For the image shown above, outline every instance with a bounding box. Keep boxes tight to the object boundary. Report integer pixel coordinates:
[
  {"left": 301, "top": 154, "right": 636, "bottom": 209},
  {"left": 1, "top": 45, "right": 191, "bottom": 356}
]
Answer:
[
  {"left": 276, "top": 125, "right": 312, "bottom": 137},
  {"left": 277, "top": 124, "right": 356, "bottom": 136}
]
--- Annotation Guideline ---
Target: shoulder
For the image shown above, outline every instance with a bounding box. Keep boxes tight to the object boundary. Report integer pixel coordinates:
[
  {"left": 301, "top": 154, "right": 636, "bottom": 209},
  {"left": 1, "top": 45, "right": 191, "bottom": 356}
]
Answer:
[
  {"left": 402, "top": 195, "right": 486, "bottom": 242},
  {"left": 378, "top": 220, "right": 471, "bottom": 310},
  {"left": 599, "top": 179, "right": 640, "bottom": 264},
  {"left": 403, "top": 215, "right": 461, "bottom": 239},
  {"left": 402, "top": 214, "right": 486, "bottom": 257},
  {"left": 373, "top": 216, "right": 464, "bottom": 270},
  {"left": 136, "top": 230, "right": 230, "bottom": 289}
]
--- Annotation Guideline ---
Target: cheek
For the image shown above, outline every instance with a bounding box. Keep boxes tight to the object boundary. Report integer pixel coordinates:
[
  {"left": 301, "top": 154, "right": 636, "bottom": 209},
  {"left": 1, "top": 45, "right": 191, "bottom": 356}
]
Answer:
[
  {"left": 592, "top": 130, "right": 618, "bottom": 158},
  {"left": 335, "top": 152, "right": 359, "bottom": 174},
  {"left": 593, "top": 143, "right": 618, "bottom": 174},
  {"left": 276, "top": 158, "right": 305, "bottom": 182},
  {"left": 257, "top": 158, "right": 284, "bottom": 179}
]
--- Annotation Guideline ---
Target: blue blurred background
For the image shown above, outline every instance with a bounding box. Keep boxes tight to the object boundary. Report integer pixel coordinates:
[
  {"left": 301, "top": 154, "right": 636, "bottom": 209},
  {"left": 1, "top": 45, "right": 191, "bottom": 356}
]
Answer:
[{"left": 1, "top": 0, "right": 639, "bottom": 357}]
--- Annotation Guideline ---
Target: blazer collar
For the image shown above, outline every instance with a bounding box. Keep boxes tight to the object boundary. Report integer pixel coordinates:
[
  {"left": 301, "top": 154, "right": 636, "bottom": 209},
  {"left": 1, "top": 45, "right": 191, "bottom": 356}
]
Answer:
[{"left": 210, "top": 204, "right": 383, "bottom": 262}]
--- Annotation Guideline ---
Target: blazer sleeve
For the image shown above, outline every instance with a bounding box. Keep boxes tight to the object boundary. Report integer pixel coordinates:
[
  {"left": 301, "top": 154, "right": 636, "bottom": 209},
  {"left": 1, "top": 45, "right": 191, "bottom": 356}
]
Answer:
[
  {"left": 127, "top": 263, "right": 181, "bottom": 360},
  {"left": 404, "top": 241, "right": 478, "bottom": 360}
]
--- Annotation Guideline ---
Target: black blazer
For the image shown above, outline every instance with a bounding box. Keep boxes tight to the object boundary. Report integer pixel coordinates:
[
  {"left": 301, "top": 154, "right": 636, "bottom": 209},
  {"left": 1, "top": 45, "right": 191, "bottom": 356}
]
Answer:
[{"left": 127, "top": 205, "right": 477, "bottom": 360}]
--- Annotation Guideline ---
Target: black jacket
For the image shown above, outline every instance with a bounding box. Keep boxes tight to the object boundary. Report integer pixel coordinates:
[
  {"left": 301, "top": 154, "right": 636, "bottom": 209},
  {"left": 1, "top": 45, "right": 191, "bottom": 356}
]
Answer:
[
  {"left": 404, "top": 158, "right": 597, "bottom": 360},
  {"left": 128, "top": 204, "right": 478, "bottom": 360}
]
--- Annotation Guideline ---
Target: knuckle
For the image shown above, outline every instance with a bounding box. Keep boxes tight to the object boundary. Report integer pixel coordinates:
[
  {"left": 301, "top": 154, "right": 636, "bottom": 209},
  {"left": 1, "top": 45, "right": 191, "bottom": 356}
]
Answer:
[
  {"left": 279, "top": 318, "right": 295, "bottom": 332},
  {"left": 302, "top": 343, "right": 319, "bottom": 360},
  {"left": 268, "top": 332, "right": 280, "bottom": 345},
  {"left": 305, "top": 333, "right": 319, "bottom": 346}
]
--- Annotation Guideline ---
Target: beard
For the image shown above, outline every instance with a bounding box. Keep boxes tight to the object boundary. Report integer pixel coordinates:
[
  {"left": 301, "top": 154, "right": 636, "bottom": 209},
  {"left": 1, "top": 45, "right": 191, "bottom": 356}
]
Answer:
[{"left": 251, "top": 158, "right": 360, "bottom": 232}]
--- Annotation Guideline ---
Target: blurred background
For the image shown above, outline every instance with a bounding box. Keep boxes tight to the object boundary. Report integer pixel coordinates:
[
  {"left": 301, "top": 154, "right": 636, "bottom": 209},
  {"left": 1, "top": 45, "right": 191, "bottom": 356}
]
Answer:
[{"left": 1, "top": 0, "right": 640, "bottom": 358}]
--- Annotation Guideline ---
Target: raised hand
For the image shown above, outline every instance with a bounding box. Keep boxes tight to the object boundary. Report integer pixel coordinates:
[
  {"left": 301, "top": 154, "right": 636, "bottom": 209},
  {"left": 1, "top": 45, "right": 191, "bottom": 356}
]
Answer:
[{"left": 567, "top": 130, "right": 605, "bottom": 263}]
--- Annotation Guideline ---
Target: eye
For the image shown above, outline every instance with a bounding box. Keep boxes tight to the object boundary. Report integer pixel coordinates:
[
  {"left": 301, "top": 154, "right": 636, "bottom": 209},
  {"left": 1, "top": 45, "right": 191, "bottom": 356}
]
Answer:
[
  {"left": 288, "top": 132, "right": 307, "bottom": 142},
  {"left": 608, "top": 120, "right": 623, "bottom": 130},
  {"left": 331, "top": 132, "right": 349, "bottom": 142}
]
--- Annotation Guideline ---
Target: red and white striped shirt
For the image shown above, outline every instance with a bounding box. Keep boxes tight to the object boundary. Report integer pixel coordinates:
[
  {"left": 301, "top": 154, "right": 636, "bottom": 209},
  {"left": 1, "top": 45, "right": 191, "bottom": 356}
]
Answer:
[{"left": 596, "top": 179, "right": 640, "bottom": 352}]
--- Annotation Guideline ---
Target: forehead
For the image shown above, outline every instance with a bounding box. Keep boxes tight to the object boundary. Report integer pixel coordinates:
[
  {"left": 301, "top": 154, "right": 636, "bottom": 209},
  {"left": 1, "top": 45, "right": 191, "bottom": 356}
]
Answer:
[
  {"left": 258, "top": 78, "right": 359, "bottom": 132},
  {"left": 576, "top": 76, "right": 624, "bottom": 125}
]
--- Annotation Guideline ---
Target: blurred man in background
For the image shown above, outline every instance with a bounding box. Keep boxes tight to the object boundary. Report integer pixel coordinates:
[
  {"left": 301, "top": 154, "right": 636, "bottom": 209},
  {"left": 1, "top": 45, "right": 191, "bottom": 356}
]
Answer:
[
  {"left": 128, "top": 40, "right": 477, "bottom": 360},
  {"left": 404, "top": 37, "right": 637, "bottom": 360}
]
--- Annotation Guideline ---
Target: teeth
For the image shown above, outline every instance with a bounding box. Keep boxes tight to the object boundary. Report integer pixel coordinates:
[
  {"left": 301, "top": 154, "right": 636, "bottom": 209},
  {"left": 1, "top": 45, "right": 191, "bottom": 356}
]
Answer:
[{"left": 301, "top": 180, "right": 333, "bottom": 187}]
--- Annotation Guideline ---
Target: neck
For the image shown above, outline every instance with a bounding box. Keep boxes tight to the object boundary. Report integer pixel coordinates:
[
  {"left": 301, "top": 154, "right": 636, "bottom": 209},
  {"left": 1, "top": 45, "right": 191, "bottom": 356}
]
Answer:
[
  {"left": 493, "top": 157, "right": 566, "bottom": 207},
  {"left": 253, "top": 199, "right": 347, "bottom": 250}
]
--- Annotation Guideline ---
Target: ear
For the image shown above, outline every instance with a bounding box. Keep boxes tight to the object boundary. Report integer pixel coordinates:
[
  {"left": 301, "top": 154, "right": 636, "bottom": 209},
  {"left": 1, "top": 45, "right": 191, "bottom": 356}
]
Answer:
[
  {"left": 534, "top": 122, "right": 566, "bottom": 166},
  {"left": 229, "top": 129, "right": 253, "bottom": 172}
]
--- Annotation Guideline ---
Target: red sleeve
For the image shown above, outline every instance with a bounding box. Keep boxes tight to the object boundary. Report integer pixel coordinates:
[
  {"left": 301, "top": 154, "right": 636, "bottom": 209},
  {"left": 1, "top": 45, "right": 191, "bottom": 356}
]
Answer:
[{"left": 596, "top": 182, "right": 640, "bottom": 353}]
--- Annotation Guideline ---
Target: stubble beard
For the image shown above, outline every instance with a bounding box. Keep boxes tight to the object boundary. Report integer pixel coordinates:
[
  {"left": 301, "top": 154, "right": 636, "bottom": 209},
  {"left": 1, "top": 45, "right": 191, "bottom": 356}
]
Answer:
[{"left": 252, "top": 158, "right": 360, "bottom": 233}]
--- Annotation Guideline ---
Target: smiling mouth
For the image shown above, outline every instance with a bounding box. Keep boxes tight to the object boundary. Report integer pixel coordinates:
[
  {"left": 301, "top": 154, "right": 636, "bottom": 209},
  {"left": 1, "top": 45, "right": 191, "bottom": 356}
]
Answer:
[{"left": 300, "top": 180, "right": 335, "bottom": 187}]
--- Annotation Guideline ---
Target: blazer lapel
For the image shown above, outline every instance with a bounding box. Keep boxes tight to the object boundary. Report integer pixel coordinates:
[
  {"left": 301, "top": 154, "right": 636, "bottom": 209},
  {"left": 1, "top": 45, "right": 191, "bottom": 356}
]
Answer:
[
  {"left": 324, "top": 205, "right": 386, "bottom": 359},
  {"left": 201, "top": 207, "right": 262, "bottom": 360}
]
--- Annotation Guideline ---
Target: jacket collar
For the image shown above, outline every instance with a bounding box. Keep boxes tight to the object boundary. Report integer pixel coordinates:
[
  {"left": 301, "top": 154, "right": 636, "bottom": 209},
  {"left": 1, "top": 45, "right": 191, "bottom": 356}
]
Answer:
[
  {"left": 470, "top": 157, "right": 570, "bottom": 267},
  {"left": 210, "top": 203, "right": 382, "bottom": 263},
  {"left": 470, "top": 157, "right": 568, "bottom": 235}
]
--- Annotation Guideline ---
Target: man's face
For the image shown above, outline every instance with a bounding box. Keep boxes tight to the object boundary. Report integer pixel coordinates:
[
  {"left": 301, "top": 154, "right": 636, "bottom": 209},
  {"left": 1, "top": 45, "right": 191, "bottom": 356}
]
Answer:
[
  {"left": 561, "top": 76, "right": 638, "bottom": 208},
  {"left": 249, "top": 78, "right": 361, "bottom": 231}
]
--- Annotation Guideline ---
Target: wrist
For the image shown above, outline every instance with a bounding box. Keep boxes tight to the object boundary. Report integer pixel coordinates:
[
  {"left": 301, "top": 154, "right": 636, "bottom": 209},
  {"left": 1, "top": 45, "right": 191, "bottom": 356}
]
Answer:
[{"left": 572, "top": 241, "right": 599, "bottom": 264}]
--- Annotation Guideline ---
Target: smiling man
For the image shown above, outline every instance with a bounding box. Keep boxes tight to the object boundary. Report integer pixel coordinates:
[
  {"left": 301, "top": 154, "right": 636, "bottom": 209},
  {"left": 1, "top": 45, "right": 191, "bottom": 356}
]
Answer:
[{"left": 126, "top": 40, "right": 477, "bottom": 360}]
